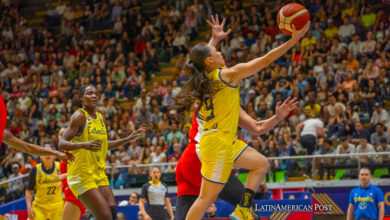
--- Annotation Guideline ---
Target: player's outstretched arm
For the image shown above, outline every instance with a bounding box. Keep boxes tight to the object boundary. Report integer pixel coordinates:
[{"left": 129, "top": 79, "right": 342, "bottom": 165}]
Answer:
[
  {"left": 207, "top": 14, "right": 231, "bottom": 48},
  {"left": 59, "top": 110, "right": 101, "bottom": 152},
  {"left": 2, "top": 130, "right": 74, "bottom": 161},
  {"left": 238, "top": 97, "right": 298, "bottom": 135},
  {"left": 108, "top": 128, "right": 145, "bottom": 150},
  {"left": 221, "top": 22, "right": 310, "bottom": 86}
]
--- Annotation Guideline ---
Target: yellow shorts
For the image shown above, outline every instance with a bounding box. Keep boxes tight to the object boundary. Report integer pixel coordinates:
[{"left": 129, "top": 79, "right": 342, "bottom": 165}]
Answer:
[
  {"left": 29, "top": 203, "right": 63, "bottom": 220},
  {"left": 200, "top": 132, "right": 248, "bottom": 184},
  {"left": 68, "top": 170, "right": 109, "bottom": 198}
]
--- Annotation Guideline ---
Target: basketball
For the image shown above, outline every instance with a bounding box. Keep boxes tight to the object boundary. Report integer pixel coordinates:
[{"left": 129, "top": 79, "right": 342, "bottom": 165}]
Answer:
[{"left": 277, "top": 3, "right": 310, "bottom": 36}]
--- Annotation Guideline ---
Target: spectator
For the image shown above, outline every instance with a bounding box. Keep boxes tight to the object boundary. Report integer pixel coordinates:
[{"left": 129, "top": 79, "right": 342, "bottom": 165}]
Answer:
[
  {"left": 276, "top": 138, "right": 297, "bottom": 177},
  {"left": 301, "top": 31, "right": 316, "bottom": 50},
  {"left": 315, "top": 139, "right": 335, "bottom": 179},
  {"left": 119, "top": 192, "right": 139, "bottom": 206},
  {"left": 361, "top": 32, "right": 376, "bottom": 55},
  {"left": 7, "top": 164, "right": 24, "bottom": 201},
  {"left": 371, "top": 103, "right": 390, "bottom": 127},
  {"left": 206, "top": 203, "right": 219, "bottom": 218},
  {"left": 166, "top": 122, "right": 183, "bottom": 146},
  {"left": 348, "top": 34, "right": 363, "bottom": 58},
  {"left": 304, "top": 99, "right": 321, "bottom": 116},
  {"left": 168, "top": 143, "right": 182, "bottom": 162},
  {"left": 296, "top": 114, "right": 324, "bottom": 155},
  {"left": 335, "top": 136, "right": 356, "bottom": 166},
  {"left": 339, "top": 17, "right": 356, "bottom": 42},
  {"left": 371, "top": 123, "right": 390, "bottom": 147},
  {"left": 117, "top": 212, "right": 126, "bottom": 220},
  {"left": 151, "top": 145, "right": 166, "bottom": 164},
  {"left": 377, "top": 138, "right": 390, "bottom": 164},
  {"left": 351, "top": 121, "right": 371, "bottom": 145},
  {"left": 360, "top": 6, "right": 377, "bottom": 29},
  {"left": 172, "top": 31, "right": 187, "bottom": 55},
  {"left": 324, "top": 19, "right": 339, "bottom": 39},
  {"left": 356, "top": 138, "right": 376, "bottom": 165}
]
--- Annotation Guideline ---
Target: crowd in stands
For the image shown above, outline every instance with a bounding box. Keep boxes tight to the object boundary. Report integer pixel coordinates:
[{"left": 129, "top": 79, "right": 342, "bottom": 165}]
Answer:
[{"left": 0, "top": 0, "right": 390, "bottom": 203}]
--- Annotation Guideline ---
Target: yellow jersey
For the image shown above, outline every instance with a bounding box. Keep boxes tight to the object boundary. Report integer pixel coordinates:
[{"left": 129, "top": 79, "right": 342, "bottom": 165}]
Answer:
[
  {"left": 68, "top": 108, "right": 108, "bottom": 182},
  {"left": 198, "top": 67, "right": 240, "bottom": 137},
  {"left": 30, "top": 162, "right": 63, "bottom": 208}
]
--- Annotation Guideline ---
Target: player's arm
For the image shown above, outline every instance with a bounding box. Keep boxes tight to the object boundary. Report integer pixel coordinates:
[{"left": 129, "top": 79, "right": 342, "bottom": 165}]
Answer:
[
  {"left": 238, "top": 97, "right": 298, "bottom": 135},
  {"left": 378, "top": 201, "right": 384, "bottom": 220},
  {"left": 220, "top": 22, "right": 310, "bottom": 86},
  {"left": 25, "top": 167, "right": 36, "bottom": 219},
  {"left": 207, "top": 15, "right": 231, "bottom": 48},
  {"left": 108, "top": 128, "right": 145, "bottom": 150},
  {"left": 2, "top": 130, "right": 74, "bottom": 161},
  {"left": 58, "top": 110, "right": 100, "bottom": 152}
]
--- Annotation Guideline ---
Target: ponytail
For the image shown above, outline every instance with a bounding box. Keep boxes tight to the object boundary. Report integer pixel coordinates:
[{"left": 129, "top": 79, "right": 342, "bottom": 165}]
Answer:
[{"left": 173, "top": 43, "right": 221, "bottom": 121}]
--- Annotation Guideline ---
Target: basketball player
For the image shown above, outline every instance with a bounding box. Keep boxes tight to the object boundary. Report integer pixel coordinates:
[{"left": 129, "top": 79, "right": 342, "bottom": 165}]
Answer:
[
  {"left": 59, "top": 85, "right": 144, "bottom": 220},
  {"left": 174, "top": 12, "right": 309, "bottom": 219},
  {"left": 25, "top": 145, "right": 64, "bottom": 220},
  {"left": 175, "top": 15, "right": 298, "bottom": 220}
]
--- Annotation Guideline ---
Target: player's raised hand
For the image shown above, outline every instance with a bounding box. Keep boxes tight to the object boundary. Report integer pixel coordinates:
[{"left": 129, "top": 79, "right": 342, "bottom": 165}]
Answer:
[
  {"left": 275, "top": 97, "right": 299, "bottom": 120},
  {"left": 291, "top": 21, "right": 310, "bottom": 42},
  {"left": 82, "top": 140, "right": 101, "bottom": 152},
  {"left": 207, "top": 14, "right": 232, "bottom": 41}
]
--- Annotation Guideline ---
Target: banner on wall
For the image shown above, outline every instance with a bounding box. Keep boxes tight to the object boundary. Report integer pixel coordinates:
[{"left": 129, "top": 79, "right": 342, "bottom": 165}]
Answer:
[{"left": 0, "top": 186, "right": 389, "bottom": 219}]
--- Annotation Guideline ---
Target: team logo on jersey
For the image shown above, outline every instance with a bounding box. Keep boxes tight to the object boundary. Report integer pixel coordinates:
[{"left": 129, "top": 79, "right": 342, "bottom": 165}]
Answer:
[
  {"left": 359, "top": 201, "right": 367, "bottom": 210},
  {"left": 87, "top": 126, "right": 106, "bottom": 135}
]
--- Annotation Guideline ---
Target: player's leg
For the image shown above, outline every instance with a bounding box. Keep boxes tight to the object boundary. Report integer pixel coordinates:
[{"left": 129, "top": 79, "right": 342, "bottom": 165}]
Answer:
[
  {"left": 231, "top": 146, "right": 269, "bottom": 219},
  {"left": 235, "top": 147, "right": 269, "bottom": 192},
  {"left": 186, "top": 133, "right": 233, "bottom": 220},
  {"left": 62, "top": 201, "right": 81, "bottom": 220},
  {"left": 175, "top": 195, "right": 198, "bottom": 220},
  {"left": 185, "top": 178, "right": 224, "bottom": 220},
  {"left": 219, "top": 174, "right": 244, "bottom": 206},
  {"left": 78, "top": 188, "right": 113, "bottom": 220},
  {"left": 99, "top": 185, "right": 117, "bottom": 220}
]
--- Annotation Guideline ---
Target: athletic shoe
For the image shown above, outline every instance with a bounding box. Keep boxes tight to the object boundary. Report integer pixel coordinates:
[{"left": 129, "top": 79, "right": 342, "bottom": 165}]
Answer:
[{"left": 229, "top": 204, "right": 255, "bottom": 220}]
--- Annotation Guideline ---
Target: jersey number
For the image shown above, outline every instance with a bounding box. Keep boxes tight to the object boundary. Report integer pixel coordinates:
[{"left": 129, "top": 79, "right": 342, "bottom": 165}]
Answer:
[
  {"left": 46, "top": 186, "right": 56, "bottom": 195},
  {"left": 205, "top": 97, "right": 215, "bottom": 121}
]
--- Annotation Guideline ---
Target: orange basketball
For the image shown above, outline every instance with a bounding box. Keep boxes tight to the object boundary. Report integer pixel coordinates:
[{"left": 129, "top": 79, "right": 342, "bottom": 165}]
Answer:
[{"left": 277, "top": 3, "right": 310, "bottom": 36}]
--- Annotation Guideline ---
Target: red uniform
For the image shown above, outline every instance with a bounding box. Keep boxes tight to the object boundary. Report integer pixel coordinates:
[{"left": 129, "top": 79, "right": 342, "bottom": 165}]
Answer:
[
  {"left": 176, "top": 109, "right": 203, "bottom": 197},
  {"left": 59, "top": 161, "right": 86, "bottom": 217},
  {"left": 0, "top": 95, "right": 7, "bottom": 144}
]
